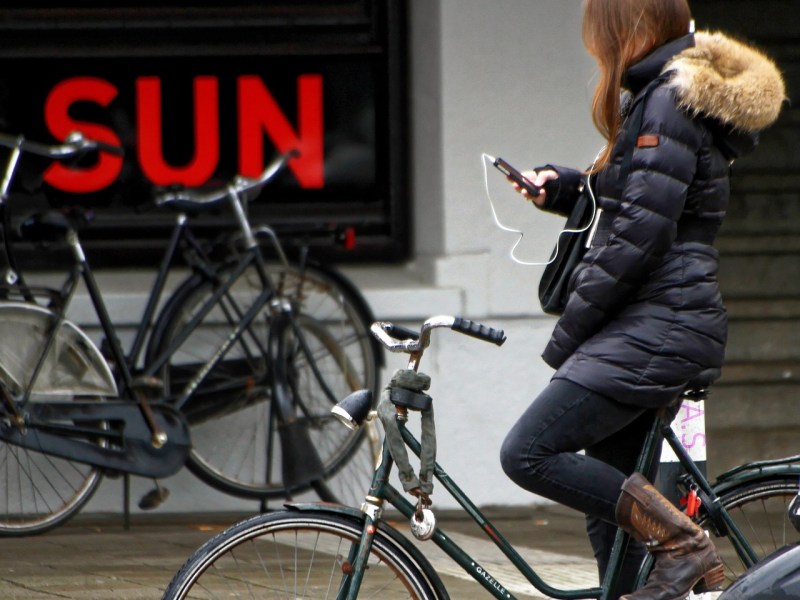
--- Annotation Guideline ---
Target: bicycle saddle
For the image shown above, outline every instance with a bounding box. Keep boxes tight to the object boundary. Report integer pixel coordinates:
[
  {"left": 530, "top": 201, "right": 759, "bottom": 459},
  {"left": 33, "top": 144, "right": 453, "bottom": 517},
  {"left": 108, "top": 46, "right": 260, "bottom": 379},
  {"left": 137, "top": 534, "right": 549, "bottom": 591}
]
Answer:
[
  {"left": 152, "top": 182, "right": 230, "bottom": 214},
  {"left": 17, "top": 210, "right": 80, "bottom": 242},
  {"left": 680, "top": 368, "right": 720, "bottom": 402}
]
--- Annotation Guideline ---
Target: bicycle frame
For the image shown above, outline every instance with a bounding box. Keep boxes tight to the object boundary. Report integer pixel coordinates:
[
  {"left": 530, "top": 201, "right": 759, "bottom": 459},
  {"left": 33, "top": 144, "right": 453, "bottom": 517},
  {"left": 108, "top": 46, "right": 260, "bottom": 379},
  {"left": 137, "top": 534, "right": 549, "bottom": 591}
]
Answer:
[
  {"left": 658, "top": 423, "right": 758, "bottom": 566},
  {"left": 0, "top": 152, "right": 305, "bottom": 477},
  {"left": 343, "top": 420, "right": 603, "bottom": 599},
  {"left": 334, "top": 395, "right": 768, "bottom": 600},
  {"left": 7, "top": 210, "right": 275, "bottom": 402},
  {"left": 136, "top": 235, "right": 275, "bottom": 409}
]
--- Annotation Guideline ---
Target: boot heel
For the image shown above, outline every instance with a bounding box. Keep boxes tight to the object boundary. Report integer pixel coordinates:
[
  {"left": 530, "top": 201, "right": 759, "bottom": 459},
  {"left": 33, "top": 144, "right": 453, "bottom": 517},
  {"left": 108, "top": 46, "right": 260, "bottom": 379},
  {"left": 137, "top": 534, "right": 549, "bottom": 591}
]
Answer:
[{"left": 700, "top": 564, "right": 725, "bottom": 590}]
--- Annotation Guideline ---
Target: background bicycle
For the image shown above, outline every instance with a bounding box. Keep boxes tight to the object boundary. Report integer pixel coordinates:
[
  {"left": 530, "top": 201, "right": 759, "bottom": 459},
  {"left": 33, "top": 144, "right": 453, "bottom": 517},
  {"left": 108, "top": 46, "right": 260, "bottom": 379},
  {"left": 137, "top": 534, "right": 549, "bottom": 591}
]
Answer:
[
  {"left": 163, "top": 314, "right": 800, "bottom": 599},
  {"left": 0, "top": 132, "right": 383, "bottom": 535}
]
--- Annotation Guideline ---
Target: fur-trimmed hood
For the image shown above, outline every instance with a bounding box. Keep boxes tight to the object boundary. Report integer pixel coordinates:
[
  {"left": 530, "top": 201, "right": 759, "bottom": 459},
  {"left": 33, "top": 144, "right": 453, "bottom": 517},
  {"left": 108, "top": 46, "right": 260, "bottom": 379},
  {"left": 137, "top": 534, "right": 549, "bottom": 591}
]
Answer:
[{"left": 666, "top": 31, "right": 786, "bottom": 133}]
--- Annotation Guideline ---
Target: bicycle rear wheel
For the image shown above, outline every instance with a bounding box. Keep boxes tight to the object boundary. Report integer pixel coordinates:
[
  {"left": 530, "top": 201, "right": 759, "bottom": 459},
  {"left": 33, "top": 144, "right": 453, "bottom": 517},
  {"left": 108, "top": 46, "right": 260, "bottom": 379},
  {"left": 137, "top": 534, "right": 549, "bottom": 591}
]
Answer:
[
  {"left": 149, "top": 261, "right": 380, "bottom": 500},
  {"left": 698, "top": 474, "right": 800, "bottom": 587},
  {"left": 162, "top": 511, "right": 439, "bottom": 599},
  {"left": 271, "top": 312, "right": 381, "bottom": 506},
  {"left": 0, "top": 394, "right": 104, "bottom": 536}
]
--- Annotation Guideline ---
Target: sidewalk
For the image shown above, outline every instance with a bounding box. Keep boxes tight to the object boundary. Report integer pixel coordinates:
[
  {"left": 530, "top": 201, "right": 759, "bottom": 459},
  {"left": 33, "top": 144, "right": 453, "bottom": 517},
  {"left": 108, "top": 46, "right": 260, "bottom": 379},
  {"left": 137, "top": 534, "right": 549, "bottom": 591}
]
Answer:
[{"left": 0, "top": 504, "right": 599, "bottom": 599}]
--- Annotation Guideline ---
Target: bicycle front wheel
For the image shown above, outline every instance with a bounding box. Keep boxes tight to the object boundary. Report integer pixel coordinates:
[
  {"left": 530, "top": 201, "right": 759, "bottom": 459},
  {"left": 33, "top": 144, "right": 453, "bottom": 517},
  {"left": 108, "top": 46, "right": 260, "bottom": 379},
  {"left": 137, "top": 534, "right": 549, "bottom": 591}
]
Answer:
[
  {"left": 162, "top": 511, "right": 439, "bottom": 599},
  {"left": 699, "top": 474, "right": 800, "bottom": 587},
  {"left": 150, "top": 261, "right": 380, "bottom": 500}
]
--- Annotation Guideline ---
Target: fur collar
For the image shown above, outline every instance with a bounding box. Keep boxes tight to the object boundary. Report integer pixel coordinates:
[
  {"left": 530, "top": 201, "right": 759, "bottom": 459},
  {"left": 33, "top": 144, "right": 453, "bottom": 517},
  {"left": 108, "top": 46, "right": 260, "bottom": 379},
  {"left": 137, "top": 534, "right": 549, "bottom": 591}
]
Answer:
[{"left": 665, "top": 31, "right": 786, "bottom": 132}]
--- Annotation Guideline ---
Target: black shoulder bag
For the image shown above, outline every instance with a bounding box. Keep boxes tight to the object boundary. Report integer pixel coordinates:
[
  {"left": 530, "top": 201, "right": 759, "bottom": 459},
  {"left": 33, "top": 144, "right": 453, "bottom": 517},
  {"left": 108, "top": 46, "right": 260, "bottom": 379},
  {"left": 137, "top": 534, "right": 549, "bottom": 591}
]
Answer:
[
  {"left": 537, "top": 186, "right": 595, "bottom": 315},
  {"left": 537, "top": 81, "right": 658, "bottom": 316}
]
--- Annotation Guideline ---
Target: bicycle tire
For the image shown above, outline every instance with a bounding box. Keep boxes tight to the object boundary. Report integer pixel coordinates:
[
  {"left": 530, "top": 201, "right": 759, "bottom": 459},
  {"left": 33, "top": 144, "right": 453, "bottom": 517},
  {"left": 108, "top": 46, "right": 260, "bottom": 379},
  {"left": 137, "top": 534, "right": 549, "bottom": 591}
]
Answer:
[
  {"left": 148, "top": 260, "right": 381, "bottom": 500},
  {"left": 0, "top": 395, "right": 104, "bottom": 536},
  {"left": 162, "top": 510, "right": 439, "bottom": 599},
  {"left": 695, "top": 474, "right": 800, "bottom": 587}
]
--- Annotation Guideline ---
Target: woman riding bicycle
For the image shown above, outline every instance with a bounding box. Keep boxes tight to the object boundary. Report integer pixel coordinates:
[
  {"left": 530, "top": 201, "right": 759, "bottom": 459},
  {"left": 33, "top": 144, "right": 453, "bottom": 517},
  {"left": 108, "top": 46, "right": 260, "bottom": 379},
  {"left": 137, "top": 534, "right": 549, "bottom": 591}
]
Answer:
[{"left": 499, "top": 1, "right": 785, "bottom": 599}]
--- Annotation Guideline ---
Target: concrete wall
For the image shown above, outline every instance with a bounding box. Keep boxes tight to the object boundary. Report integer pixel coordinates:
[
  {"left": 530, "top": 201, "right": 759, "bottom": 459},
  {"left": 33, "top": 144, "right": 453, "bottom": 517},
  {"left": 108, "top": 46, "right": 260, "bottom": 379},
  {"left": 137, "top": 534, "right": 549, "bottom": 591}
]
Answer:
[{"left": 73, "top": 0, "right": 603, "bottom": 515}]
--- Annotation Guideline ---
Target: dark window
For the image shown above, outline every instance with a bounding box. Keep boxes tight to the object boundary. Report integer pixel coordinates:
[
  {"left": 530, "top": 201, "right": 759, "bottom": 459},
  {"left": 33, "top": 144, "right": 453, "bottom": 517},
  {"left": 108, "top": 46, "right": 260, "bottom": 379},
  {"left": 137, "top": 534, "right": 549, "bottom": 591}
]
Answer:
[{"left": 0, "top": 1, "right": 408, "bottom": 267}]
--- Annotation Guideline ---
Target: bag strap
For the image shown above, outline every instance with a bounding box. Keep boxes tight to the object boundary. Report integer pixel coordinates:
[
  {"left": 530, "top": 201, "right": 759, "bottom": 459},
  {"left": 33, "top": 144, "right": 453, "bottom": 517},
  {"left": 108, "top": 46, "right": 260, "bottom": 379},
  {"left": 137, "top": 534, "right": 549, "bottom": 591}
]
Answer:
[{"left": 616, "top": 77, "right": 666, "bottom": 195}]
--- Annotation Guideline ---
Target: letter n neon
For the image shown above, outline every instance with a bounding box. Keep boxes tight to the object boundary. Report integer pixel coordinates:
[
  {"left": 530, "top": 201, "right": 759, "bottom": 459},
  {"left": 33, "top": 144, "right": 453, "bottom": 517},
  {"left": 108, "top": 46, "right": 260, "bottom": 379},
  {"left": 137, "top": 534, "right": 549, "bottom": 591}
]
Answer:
[{"left": 238, "top": 74, "right": 323, "bottom": 188}]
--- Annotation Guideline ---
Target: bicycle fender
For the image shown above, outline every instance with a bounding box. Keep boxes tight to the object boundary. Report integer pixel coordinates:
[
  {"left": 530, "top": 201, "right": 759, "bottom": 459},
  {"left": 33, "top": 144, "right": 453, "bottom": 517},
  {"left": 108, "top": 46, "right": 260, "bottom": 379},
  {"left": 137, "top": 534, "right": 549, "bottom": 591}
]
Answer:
[
  {"left": 0, "top": 302, "right": 117, "bottom": 397},
  {"left": 712, "top": 464, "right": 800, "bottom": 496},
  {"left": 719, "top": 543, "right": 800, "bottom": 599},
  {"left": 284, "top": 503, "right": 450, "bottom": 598}
]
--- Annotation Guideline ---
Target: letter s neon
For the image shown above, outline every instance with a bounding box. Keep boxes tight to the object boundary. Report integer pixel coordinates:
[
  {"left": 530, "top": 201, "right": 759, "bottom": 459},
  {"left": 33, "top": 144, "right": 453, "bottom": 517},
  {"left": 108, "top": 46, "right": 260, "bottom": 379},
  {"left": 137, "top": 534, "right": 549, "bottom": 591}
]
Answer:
[{"left": 43, "top": 77, "right": 123, "bottom": 193}]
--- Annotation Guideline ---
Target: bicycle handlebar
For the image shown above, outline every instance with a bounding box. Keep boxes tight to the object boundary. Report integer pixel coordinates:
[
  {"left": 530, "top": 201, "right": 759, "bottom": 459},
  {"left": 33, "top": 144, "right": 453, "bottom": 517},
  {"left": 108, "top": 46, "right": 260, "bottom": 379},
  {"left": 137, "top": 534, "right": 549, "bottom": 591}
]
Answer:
[
  {"left": 153, "top": 149, "right": 299, "bottom": 210},
  {"left": 0, "top": 131, "right": 124, "bottom": 160},
  {"left": 371, "top": 315, "right": 506, "bottom": 354}
]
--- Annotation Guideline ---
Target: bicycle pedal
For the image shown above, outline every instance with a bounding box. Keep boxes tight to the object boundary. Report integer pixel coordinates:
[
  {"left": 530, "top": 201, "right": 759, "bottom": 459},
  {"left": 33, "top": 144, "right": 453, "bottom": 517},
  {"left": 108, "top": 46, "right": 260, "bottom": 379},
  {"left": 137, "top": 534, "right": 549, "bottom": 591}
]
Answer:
[{"left": 138, "top": 486, "right": 170, "bottom": 510}]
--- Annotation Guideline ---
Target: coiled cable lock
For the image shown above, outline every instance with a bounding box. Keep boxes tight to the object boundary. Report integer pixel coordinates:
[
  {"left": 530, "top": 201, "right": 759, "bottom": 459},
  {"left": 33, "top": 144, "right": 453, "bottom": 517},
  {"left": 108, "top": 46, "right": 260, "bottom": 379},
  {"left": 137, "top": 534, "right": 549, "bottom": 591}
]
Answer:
[{"left": 377, "top": 369, "right": 436, "bottom": 501}]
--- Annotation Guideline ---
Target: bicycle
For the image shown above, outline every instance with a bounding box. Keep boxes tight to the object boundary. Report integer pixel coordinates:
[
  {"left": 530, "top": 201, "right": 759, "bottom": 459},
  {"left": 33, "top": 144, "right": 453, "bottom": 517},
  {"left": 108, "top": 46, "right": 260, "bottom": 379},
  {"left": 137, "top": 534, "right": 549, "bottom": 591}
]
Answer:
[
  {"left": 0, "top": 132, "right": 383, "bottom": 535},
  {"left": 163, "top": 314, "right": 800, "bottom": 599}
]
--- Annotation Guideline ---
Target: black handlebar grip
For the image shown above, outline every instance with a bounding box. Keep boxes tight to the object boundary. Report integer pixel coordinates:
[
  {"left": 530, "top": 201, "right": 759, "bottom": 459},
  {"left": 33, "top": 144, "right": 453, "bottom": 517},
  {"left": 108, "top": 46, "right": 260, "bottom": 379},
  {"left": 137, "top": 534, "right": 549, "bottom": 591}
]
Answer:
[
  {"left": 385, "top": 323, "right": 419, "bottom": 341},
  {"left": 452, "top": 317, "right": 506, "bottom": 346}
]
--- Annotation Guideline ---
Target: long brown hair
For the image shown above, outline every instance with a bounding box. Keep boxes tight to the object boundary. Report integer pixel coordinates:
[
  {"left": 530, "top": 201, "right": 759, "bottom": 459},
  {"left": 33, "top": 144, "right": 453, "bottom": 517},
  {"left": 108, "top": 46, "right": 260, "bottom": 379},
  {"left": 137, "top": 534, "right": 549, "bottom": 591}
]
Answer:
[{"left": 582, "top": 0, "right": 691, "bottom": 169}]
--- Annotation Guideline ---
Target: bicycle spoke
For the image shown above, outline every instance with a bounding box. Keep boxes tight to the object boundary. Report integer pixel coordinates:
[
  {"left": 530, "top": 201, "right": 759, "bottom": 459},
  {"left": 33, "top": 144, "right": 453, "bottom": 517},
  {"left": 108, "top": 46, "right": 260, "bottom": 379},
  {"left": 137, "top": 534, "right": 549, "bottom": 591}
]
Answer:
[
  {"left": 701, "top": 476, "right": 800, "bottom": 588},
  {"left": 0, "top": 421, "right": 101, "bottom": 534}
]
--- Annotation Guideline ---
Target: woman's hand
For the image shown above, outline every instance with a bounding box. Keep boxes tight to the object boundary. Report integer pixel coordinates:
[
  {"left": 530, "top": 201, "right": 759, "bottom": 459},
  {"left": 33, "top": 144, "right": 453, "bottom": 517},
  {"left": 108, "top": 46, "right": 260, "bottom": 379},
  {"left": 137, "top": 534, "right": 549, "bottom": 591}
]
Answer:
[{"left": 509, "top": 169, "right": 558, "bottom": 207}]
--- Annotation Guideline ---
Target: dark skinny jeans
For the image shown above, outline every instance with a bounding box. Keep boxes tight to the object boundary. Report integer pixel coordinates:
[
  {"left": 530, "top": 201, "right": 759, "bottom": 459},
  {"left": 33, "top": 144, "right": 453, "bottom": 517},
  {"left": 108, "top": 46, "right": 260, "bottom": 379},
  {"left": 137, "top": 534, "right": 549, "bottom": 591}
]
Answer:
[{"left": 500, "top": 379, "right": 664, "bottom": 597}]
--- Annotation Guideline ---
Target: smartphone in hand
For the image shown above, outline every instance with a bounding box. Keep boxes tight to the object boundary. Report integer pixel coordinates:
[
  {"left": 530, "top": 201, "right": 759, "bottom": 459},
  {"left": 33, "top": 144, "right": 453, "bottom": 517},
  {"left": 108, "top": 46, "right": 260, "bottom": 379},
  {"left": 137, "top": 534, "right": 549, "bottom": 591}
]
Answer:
[{"left": 492, "top": 157, "right": 541, "bottom": 197}]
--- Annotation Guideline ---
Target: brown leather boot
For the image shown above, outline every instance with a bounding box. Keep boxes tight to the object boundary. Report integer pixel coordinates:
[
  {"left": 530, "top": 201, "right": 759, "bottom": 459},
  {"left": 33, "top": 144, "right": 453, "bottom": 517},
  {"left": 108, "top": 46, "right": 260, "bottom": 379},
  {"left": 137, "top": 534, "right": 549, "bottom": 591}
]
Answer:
[{"left": 615, "top": 473, "right": 724, "bottom": 600}]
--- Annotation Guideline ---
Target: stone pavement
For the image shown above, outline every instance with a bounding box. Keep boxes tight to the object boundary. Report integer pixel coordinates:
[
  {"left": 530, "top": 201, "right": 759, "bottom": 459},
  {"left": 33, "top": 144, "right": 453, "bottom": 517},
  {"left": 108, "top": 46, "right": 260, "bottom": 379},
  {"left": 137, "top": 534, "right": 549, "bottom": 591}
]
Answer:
[{"left": 0, "top": 504, "right": 602, "bottom": 599}]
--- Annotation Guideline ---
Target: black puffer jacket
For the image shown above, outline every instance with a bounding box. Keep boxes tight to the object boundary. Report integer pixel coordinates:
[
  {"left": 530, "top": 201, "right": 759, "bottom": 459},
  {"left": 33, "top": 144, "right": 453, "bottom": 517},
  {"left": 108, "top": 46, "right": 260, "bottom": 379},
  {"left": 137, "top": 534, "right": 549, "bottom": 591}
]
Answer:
[{"left": 539, "top": 32, "right": 785, "bottom": 408}]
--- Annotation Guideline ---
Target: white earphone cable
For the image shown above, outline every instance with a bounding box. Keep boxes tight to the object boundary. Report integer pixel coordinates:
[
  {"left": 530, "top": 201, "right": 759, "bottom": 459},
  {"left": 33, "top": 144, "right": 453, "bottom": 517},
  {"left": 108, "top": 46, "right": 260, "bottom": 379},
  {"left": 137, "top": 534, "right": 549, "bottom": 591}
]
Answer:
[{"left": 481, "top": 152, "right": 598, "bottom": 267}]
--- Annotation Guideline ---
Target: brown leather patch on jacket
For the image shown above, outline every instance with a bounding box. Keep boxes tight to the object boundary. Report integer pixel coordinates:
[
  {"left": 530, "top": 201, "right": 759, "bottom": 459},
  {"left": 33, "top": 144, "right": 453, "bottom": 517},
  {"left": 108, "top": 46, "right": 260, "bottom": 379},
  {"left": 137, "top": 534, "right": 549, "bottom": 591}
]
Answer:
[{"left": 636, "top": 134, "right": 660, "bottom": 148}]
